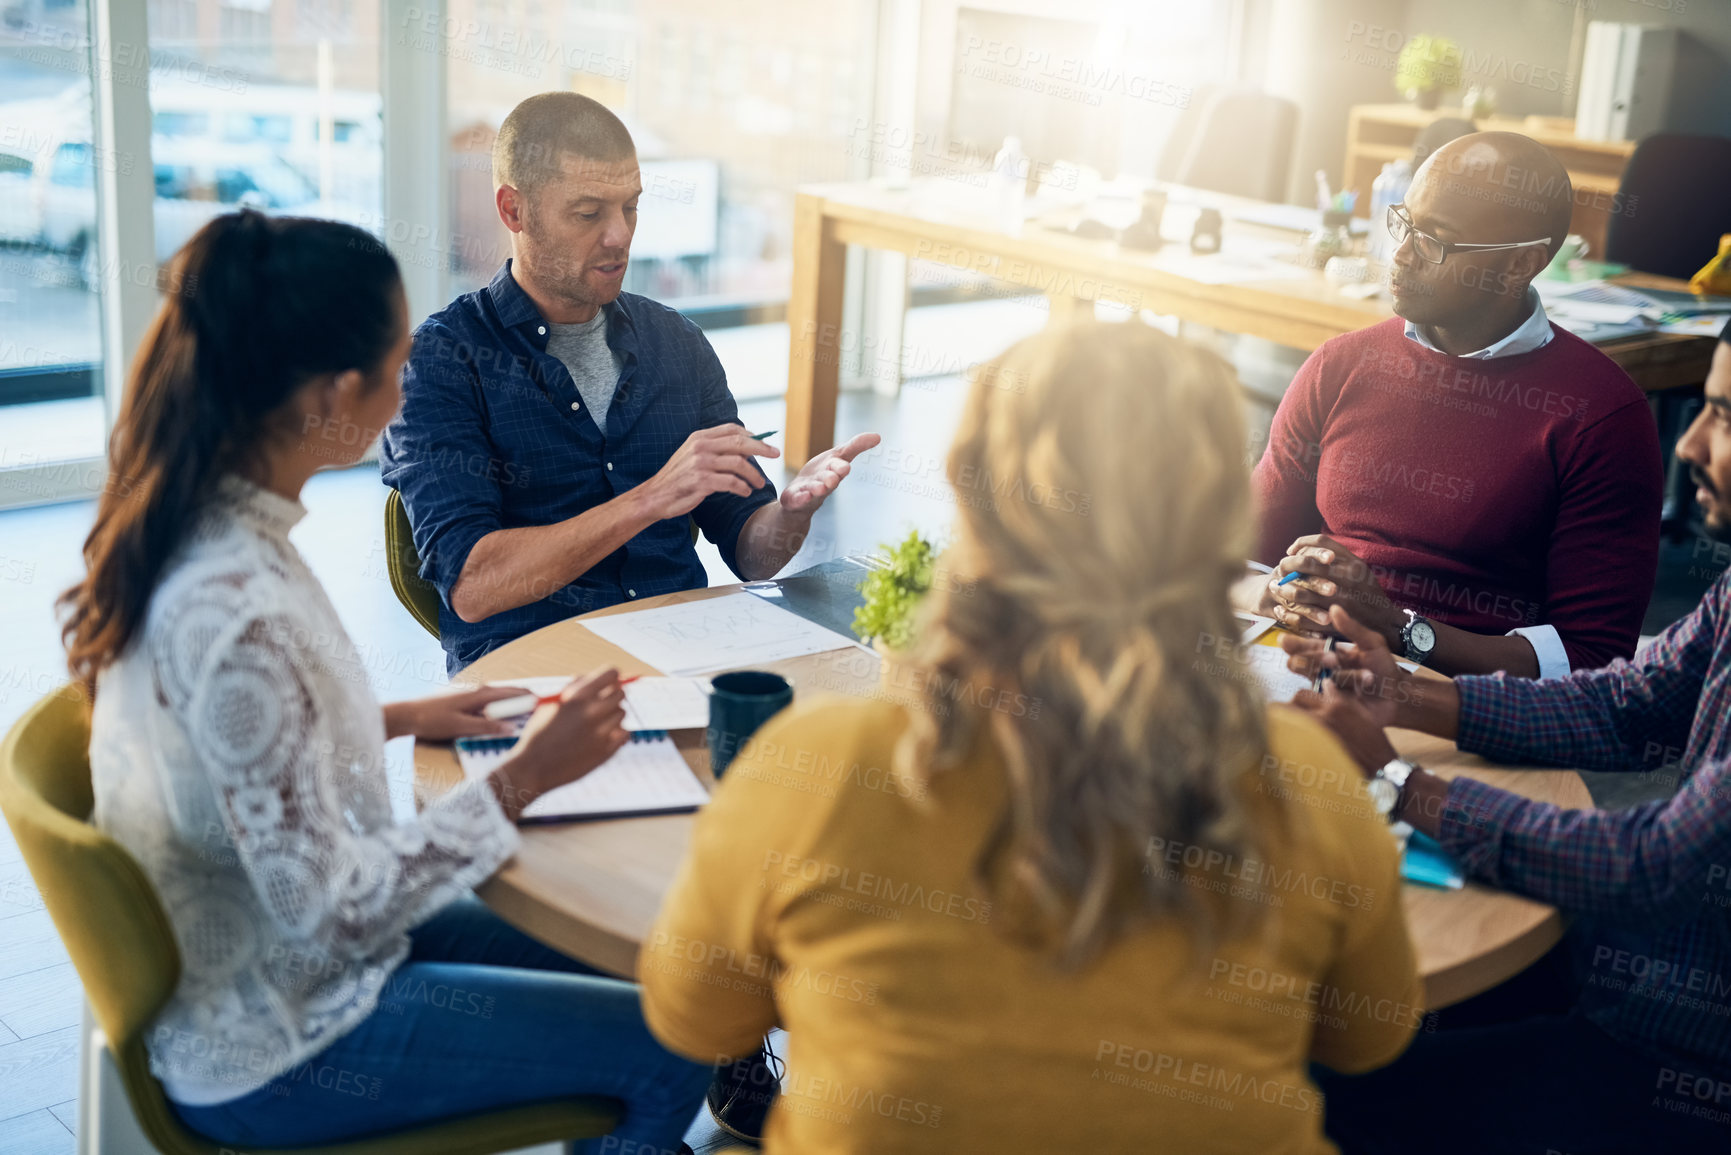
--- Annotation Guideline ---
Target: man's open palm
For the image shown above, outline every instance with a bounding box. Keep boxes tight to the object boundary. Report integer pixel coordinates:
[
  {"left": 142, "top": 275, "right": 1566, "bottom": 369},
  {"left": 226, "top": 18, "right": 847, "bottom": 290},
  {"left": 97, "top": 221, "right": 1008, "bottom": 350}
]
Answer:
[{"left": 780, "top": 432, "right": 881, "bottom": 514}]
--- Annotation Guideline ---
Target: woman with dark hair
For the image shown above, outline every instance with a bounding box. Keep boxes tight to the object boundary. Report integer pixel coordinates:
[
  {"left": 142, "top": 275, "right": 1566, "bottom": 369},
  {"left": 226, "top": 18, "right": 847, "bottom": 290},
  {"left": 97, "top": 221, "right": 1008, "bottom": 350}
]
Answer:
[{"left": 62, "top": 211, "right": 711, "bottom": 1150}]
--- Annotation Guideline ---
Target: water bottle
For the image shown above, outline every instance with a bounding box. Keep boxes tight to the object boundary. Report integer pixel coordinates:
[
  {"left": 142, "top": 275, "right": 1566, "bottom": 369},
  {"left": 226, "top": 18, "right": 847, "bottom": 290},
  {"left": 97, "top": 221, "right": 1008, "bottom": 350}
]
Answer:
[
  {"left": 1369, "top": 162, "right": 1396, "bottom": 265},
  {"left": 1390, "top": 158, "right": 1413, "bottom": 205},
  {"left": 1377, "top": 159, "right": 1414, "bottom": 265},
  {"left": 990, "top": 136, "right": 1027, "bottom": 232}
]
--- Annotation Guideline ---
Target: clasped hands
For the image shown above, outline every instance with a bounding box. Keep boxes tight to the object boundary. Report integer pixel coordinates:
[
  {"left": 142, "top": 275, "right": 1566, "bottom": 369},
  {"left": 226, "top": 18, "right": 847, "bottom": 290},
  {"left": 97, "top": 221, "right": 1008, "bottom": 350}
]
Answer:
[
  {"left": 1261, "top": 533, "right": 1405, "bottom": 652},
  {"left": 1253, "top": 534, "right": 1433, "bottom": 775}
]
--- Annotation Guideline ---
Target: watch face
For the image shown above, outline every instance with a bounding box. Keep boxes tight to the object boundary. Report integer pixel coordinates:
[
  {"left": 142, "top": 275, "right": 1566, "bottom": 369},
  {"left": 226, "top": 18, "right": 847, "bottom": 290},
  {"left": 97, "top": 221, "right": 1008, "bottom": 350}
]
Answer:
[
  {"left": 1412, "top": 620, "right": 1436, "bottom": 650},
  {"left": 1367, "top": 776, "right": 1400, "bottom": 816}
]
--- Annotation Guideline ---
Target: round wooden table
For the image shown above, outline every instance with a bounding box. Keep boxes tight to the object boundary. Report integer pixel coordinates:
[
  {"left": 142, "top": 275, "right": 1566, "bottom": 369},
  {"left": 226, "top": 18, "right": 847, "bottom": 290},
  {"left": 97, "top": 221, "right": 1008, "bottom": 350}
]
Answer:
[{"left": 416, "top": 585, "right": 1593, "bottom": 1009}]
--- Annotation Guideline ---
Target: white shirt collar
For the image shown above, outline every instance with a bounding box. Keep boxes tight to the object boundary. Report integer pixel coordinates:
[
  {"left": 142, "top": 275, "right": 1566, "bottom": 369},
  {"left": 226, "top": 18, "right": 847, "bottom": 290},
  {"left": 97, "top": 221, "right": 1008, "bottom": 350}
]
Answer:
[
  {"left": 214, "top": 473, "right": 308, "bottom": 538},
  {"left": 1402, "top": 288, "right": 1554, "bottom": 360}
]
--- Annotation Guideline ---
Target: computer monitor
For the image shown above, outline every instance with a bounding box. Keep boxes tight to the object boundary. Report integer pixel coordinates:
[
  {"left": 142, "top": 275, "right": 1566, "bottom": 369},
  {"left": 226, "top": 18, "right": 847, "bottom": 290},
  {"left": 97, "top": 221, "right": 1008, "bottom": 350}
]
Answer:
[{"left": 947, "top": 7, "right": 1115, "bottom": 179}]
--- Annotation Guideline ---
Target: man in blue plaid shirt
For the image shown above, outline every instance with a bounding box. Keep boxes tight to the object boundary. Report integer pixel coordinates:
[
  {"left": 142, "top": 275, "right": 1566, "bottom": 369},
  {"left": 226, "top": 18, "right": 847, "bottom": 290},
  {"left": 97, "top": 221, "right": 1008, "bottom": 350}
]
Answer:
[
  {"left": 1282, "top": 323, "right": 1731, "bottom": 1152},
  {"left": 383, "top": 92, "right": 877, "bottom": 674}
]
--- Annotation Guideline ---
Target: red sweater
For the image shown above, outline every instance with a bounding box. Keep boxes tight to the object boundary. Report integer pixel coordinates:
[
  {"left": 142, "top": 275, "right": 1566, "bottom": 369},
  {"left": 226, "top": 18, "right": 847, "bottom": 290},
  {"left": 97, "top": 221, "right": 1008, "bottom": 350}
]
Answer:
[{"left": 1253, "top": 318, "right": 1662, "bottom": 671}]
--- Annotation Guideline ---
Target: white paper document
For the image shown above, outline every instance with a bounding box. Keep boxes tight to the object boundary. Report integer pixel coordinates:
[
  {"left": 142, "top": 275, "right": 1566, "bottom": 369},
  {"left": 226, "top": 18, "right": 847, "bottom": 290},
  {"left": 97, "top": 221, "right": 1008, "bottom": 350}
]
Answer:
[
  {"left": 483, "top": 675, "right": 714, "bottom": 730},
  {"left": 580, "top": 592, "right": 860, "bottom": 676},
  {"left": 1235, "top": 613, "right": 1276, "bottom": 646},
  {"left": 456, "top": 731, "right": 708, "bottom": 822},
  {"left": 1244, "top": 643, "right": 1314, "bottom": 704},
  {"left": 619, "top": 677, "right": 713, "bottom": 729},
  {"left": 1544, "top": 300, "right": 1646, "bottom": 325},
  {"left": 1534, "top": 279, "right": 1658, "bottom": 311}
]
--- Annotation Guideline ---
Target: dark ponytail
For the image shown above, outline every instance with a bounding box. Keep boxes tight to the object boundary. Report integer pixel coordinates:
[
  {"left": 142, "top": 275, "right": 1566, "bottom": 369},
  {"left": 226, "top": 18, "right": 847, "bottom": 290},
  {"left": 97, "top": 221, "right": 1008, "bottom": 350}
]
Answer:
[{"left": 59, "top": 210, "right": 402, "bottom": 684}]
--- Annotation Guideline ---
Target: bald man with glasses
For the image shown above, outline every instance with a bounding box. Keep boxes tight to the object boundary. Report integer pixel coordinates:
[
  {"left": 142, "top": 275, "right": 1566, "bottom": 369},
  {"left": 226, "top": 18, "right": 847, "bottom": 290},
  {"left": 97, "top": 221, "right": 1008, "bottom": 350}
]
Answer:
[{"left": 1233, "top": 132, "right": 1661, "bottom": 678}]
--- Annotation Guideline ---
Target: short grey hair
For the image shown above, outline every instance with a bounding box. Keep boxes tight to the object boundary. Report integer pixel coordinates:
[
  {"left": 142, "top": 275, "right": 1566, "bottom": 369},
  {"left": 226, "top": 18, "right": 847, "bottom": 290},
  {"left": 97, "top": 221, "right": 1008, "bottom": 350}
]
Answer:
[{"left": 493, "top": 92, "right": 635, "bottom": 195}]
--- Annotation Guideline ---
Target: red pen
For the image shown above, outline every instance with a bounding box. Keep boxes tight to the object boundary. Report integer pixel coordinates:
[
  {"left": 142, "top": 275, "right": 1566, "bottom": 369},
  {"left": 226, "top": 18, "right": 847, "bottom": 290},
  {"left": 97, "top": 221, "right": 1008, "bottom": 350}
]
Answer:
[
  {"left": 528, "top": 673, "right": 640, "bottom": 707},
  {"left": 487, "top": 674, "right": 640, "bottom": 718}
]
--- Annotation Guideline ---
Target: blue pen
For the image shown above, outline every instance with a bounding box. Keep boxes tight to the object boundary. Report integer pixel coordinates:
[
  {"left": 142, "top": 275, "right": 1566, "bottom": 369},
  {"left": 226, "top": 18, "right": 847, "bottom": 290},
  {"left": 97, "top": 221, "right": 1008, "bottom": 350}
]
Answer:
[
  {"left": 1312, "top": 637, "right": 1336, "bottom": 692},
  {"left": 1277, "top": 570, "right": 1303, "bottom": 587}
]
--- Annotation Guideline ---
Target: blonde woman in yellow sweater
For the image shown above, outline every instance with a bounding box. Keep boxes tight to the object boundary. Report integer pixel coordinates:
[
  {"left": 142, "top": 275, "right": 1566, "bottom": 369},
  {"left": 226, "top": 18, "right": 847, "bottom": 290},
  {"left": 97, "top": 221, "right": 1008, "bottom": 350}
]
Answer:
[{"left": 641, "top": 318, "right": 1422, "bottom": 1153}]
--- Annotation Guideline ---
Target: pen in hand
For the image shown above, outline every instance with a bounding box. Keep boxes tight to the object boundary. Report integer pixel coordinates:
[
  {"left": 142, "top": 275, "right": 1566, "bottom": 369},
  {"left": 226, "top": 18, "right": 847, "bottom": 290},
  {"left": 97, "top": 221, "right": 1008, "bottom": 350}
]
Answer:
[
  {"left": 1311, "top": 637, "right": 1336, "bottom": 693},
  {"left": 484, "top": 675, "right": 641, "bottom": 720}
]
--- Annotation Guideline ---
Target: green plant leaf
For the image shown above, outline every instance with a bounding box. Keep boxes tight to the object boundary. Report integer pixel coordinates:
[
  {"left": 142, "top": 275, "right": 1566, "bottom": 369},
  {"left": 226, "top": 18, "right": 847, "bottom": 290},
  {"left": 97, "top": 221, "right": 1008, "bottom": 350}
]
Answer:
[{"left": 853, "top": 529, "right": 937, "bottom": 649}]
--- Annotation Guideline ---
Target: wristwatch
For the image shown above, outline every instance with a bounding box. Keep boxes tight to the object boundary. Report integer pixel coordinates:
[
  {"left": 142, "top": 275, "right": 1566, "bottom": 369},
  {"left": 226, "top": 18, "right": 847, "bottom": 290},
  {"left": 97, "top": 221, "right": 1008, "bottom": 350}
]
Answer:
[
  {"left": 1399, "top": 608, "right": 1437, "bottom": 665},
  {"left": 1367, "top": 757, "right": 1418, "bottom": 818}
]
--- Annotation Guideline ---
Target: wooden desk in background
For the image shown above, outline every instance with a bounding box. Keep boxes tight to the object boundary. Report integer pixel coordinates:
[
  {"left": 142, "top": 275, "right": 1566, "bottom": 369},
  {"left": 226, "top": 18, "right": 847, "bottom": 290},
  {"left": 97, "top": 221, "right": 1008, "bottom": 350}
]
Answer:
[
  {"left": 416, "top": 584, "right": 1594, "bottom": 1011},
  {"left": 1344, "top": 103, "right": 1635, "bottom": 257},
  {"left": 783, "top": 179, "right": 1716, "bottom": 467}
]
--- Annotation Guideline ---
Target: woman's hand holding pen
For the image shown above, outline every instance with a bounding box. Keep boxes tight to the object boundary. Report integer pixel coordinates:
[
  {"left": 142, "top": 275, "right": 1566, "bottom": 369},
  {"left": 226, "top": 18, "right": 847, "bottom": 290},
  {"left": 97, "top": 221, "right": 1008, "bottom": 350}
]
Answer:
[
  {"left": 489, "top": 669, "right": 629, "bottom": 822},
  {"left": 383, "top": 686, "right": 525, "bottom": 741}
]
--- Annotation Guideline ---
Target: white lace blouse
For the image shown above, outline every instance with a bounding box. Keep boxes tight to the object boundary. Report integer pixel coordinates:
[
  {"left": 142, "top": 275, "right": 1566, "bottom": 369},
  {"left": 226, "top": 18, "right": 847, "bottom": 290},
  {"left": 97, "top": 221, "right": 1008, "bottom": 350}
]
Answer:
[{"left": 91, "top": 475, "right": 520, "bottom": 1106}]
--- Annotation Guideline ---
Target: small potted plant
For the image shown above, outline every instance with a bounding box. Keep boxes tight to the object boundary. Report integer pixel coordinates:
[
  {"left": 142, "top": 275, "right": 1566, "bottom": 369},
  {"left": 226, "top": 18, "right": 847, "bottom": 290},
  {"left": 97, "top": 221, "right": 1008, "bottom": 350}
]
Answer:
[
  {"left": 1395, "top": 35, "right": 1462, "bottom": 111},
  {"left": 853, "top": 529, "right": 937, "bottom": 656}
]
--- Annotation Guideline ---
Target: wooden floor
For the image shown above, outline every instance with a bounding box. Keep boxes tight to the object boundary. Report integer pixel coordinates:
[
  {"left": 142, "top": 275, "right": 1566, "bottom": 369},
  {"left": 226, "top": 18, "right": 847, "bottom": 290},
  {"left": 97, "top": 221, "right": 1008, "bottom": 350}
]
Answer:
[{"left": 0, "top": 295, "right": 1711, "bottom": 1153}]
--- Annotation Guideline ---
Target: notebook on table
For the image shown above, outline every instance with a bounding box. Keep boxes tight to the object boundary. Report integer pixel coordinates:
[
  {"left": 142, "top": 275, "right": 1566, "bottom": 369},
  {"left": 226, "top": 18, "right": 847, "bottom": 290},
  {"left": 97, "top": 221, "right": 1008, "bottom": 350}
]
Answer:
[
  {"left": 1395, "top": 825, "right": 1465, "bottom": 890},
  {"left": 455, "top": 730, "right": 709, "bottom": 823}
]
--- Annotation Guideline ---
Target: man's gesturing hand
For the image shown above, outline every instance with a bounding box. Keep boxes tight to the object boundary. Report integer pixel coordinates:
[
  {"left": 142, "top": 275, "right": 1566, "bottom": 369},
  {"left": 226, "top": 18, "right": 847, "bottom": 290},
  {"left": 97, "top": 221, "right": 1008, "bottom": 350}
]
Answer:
[
  {"left": 638, "top": 426, "right": 777, "bottom": 521},
  {"left": 1281, "top": 608, "right": 1405, "bottom": 774},
  {"left": 1280, "top": 606, "right": 1414, "bottom": 730},
  {"left": 780, "top": 432, "right": 882, "bottom": 515}
]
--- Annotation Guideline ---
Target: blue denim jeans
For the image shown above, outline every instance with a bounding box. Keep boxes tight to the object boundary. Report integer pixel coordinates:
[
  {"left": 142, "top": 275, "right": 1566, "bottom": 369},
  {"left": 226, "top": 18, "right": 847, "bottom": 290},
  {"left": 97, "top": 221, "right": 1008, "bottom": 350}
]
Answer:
[{"left": 171, "top": 896, "right": 712, "bottom": 1154}]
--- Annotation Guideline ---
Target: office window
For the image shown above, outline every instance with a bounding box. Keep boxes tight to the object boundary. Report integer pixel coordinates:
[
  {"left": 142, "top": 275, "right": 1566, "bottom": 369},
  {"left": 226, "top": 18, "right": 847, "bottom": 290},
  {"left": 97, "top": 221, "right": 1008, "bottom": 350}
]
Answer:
[
  {"left": 146, "top": 0, "right": 384, "bottom": 262},
  {"left": 220, "top": 0, "right": 274, "bottom": 46},
  {"left": 154, "top": 110, "right": 212, "bottom": 137},
  {"left": 296, "top": 0, "right": 353, "bottom": 38},
  {"left": 917, "top": 0, "right": 1236, "bottom": 189},
  {"left": 0, "top": 0, "right": 109, "bottom": 475},
  {"left": 225, "top": 112, "right": 296, "bottom": 143},
  {"left": 153, "top": 0, "right": 200, "bottom": 42},
  {"left": 314, "top": 118, "right": 362, "bottom": 142},
  {"left": 443, "top": 0, "right": 877, "bottom": 314}
]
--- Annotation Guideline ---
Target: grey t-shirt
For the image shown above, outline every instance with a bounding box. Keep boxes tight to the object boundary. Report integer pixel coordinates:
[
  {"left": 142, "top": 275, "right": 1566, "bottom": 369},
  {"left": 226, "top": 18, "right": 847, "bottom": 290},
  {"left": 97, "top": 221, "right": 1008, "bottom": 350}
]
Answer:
[{"left": 546, "top": 310, "right": 626, "bottom": 432}]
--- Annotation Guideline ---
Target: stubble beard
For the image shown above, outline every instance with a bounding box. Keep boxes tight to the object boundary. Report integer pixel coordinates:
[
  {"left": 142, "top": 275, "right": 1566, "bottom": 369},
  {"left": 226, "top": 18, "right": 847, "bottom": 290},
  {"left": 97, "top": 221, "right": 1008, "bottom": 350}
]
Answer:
[{"left": 521, "top": 213, "right": 622, "bottom": 314}]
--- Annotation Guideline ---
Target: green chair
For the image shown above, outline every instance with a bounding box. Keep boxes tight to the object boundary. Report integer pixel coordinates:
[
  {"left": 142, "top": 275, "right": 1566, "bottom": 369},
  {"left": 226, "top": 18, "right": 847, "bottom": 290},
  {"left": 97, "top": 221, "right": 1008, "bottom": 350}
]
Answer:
[
  {"left": 0, "top": 686, "right": 623, "bottom": 1154},
  {"left": 385, "top": 487, "right": 442, "bottom": 639}
]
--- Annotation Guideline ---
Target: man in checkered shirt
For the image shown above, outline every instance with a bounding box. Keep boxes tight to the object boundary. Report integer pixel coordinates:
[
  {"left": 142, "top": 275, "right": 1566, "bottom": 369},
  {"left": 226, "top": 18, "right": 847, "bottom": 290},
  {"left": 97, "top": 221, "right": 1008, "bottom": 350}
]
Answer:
[{"left": 1283, "top": 324, "right": 1731, "bottom": 1152}]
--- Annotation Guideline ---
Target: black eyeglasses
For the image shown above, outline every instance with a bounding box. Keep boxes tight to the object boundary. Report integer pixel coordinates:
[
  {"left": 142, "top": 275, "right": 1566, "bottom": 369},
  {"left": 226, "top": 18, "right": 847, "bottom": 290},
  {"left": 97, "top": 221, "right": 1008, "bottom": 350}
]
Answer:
[{"left": 1386, "top": 204, "right": 1552, "bottom": 266}]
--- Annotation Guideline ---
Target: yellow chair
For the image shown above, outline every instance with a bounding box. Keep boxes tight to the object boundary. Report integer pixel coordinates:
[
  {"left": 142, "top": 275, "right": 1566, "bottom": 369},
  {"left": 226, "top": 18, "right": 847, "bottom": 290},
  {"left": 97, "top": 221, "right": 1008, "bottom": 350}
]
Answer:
[
  {"left": 385, "top": 488, "right": 442, "bottom": 639},
  {"left": 0, "top": 686, "right": 623, "bottom": 1154}
]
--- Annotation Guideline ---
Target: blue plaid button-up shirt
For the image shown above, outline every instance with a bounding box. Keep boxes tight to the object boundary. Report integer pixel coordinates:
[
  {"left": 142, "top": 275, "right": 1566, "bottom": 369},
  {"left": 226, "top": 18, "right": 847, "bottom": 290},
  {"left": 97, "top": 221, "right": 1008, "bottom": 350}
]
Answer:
[
  {"left": 381, "top": 262, "right": 776, "bottom": 673},
  {"left": 1442, "top": 572, "right": 1731, "bottom": 1074}
]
